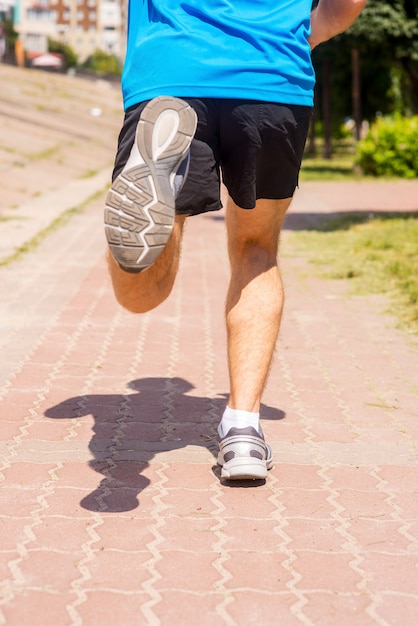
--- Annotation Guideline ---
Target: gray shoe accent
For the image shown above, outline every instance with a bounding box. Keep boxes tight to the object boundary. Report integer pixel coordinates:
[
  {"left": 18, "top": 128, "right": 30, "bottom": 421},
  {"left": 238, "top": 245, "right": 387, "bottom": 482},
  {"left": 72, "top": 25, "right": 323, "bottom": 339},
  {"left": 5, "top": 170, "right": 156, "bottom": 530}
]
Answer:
[
  {"left": 104, "top": 96, "right": 197, "bottom": 273},
  {"left": 217, "top": 426, "right": 273, "bottom": 480}
]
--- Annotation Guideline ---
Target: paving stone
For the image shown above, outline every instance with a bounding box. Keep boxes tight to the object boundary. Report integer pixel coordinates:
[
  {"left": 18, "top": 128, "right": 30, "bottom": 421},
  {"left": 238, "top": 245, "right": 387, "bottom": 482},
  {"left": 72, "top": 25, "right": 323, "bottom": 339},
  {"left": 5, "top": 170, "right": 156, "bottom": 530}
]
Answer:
[
  {"left": 1, "top": 591, "right": 75, "bottom": 626},
  {"left": 301, "top": 592, "right": 374, "bottom": 626},
  {"left": 226, "top": 592, "right": 302, "bottom": 625},
  {"left": 76, "top": 592, "right": 152, "bottom": 626}
]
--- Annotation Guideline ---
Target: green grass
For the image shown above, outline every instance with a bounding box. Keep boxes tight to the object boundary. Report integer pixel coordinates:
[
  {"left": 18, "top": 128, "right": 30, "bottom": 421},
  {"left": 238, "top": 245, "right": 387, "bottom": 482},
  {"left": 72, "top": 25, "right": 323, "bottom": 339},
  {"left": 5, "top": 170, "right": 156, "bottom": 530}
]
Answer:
[
  {"left": 300, "top": 154, "right": 360, "bottom": 181},
  {"left": 30, "top": 146, "right": 60, "bottom": 160},
  {"left": 289, "top": 212, "right": 418, "bottom": 335},
  {"left": 300, "top": 139, "right": 359, "bottom": 181},
  {"left": 81, "top": 168, "right": 100, "bottom": 179},
  {"left": 0, "top": 215, "right": 25, "bottom": 223}
]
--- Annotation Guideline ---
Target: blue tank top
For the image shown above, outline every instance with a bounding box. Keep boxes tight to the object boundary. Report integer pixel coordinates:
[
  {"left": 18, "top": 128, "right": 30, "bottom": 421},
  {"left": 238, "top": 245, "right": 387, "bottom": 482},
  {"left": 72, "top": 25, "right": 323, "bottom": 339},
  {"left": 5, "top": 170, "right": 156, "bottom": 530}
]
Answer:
[{"left": 122, "top": 0, "right": 314, "bottom": 110}]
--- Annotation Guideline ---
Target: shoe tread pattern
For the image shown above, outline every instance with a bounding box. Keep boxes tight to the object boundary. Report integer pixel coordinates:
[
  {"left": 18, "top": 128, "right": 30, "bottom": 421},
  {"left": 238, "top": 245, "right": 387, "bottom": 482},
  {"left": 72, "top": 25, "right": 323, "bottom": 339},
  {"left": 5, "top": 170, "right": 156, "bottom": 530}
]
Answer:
[{"left": 104, "top": 96, "right": 197, "bottom": 272}]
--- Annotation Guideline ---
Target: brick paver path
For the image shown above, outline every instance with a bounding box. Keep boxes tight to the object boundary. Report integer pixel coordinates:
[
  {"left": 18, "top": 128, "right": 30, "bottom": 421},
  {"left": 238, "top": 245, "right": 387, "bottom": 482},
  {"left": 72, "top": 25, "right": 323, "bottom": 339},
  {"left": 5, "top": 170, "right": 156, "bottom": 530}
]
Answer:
[
  {"left": 1, "top": 65, "right": 417, "bottom": 626},
  {"left": 1, "top": 187, "right": 417, "bottom": 625}
]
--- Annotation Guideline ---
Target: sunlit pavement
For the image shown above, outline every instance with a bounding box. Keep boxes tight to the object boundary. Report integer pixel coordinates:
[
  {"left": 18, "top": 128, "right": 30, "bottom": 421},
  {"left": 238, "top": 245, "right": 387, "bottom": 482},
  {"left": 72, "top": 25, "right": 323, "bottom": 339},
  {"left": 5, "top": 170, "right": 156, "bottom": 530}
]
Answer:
[{"left": 1, "top": 66, "right": 417, "bottom": 625}]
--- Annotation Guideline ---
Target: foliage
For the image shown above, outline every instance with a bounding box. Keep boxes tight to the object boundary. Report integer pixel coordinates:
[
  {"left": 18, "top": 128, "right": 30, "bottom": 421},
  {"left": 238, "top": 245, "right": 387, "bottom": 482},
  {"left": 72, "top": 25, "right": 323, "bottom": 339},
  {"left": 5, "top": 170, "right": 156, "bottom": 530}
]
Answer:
[
  {"left": 346, "top": 0, "right": 418, "bottom": 59},
  {"left": 2, "top": 17, "right": 19, "bottom": 54},
  {"left": 83, "top": 50, "right": 122, "bottom": 77},
  {"left": 356, "top": 115, "right": 418, "bottom": 178},
  {"left": 346, "top": 0, "right": 418, "bottom": 112},
  {"left": 312, "top": 41, "right": 393, "bottom": 129},
  {"left": 311, "top": 0, "right": 418, "bottom": 135},
  {"left": 48, "top": 39, "right": 78, "bottom": 68}
]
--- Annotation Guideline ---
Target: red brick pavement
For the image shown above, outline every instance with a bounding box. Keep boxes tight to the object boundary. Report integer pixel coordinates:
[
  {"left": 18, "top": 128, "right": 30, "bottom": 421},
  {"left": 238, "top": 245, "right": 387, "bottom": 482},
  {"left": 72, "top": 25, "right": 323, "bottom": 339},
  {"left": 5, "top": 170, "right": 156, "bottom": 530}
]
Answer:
[{"left": 0, "top": 182, "right": 417, "bottom": 625}]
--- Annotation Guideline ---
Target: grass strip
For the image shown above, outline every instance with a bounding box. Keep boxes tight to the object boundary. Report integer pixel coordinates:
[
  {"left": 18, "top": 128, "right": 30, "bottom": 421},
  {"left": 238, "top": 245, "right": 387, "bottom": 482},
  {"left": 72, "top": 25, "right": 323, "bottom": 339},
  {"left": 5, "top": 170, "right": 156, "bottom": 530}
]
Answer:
[
  {"left": 0, "top": 190, "right": 104, "bottom": 268},
  {"left": 300, "top": 155, "right": 360, "bottom": 181},
  {"left": 288, "top": 212, "right": 418, "bottom": 335}
]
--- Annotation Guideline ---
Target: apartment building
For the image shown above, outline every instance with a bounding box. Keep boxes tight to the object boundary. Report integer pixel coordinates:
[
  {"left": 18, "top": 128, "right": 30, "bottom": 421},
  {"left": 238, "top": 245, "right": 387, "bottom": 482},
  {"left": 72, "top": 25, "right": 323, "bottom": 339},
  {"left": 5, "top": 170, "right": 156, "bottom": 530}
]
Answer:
[{"left": 13, "top": 0, "right": 123, "bottom": 62}]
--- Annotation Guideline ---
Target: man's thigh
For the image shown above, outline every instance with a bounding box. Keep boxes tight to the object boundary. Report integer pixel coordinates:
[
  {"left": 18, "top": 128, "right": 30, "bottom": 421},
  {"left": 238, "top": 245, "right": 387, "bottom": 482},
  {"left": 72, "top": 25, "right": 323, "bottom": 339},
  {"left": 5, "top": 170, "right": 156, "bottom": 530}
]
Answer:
[{"left": 225, "top": 196, "right": 292, "bottom": 260}]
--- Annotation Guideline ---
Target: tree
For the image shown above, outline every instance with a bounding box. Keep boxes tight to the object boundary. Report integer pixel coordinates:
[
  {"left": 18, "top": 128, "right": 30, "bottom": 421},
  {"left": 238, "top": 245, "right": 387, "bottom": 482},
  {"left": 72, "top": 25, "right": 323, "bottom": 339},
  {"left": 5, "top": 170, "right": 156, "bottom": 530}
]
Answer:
[
  {"left": 48, "top": 39, "right": 78, "bottom": 69},
  {"left": 83, "top": 50, "right": 122, "bottom": 77},
  {"left": 346, "top": 0, "right": 418, "bottom": 113},
  {"left": 310, "top": 0, "right": 418, "bottom": 154},
  {"left": 1, "top": 17, "right": 18, "bottom": 62}
]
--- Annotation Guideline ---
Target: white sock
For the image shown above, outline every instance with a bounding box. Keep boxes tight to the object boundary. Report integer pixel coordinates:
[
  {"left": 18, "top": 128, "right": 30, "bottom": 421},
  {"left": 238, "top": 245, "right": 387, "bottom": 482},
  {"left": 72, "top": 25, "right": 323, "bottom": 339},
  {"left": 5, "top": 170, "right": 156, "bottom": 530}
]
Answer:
[{"left": 218, "top": 406, "right": 260, "bottom": 437}]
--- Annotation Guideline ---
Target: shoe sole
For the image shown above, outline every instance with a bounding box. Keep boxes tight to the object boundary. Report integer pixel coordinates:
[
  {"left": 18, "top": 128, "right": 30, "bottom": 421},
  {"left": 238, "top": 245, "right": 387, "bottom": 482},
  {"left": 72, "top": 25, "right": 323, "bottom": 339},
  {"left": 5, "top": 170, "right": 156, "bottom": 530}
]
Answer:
[
  {"left": 104, "top": 96, "right": 197, "bottom": 272},
  {"left": 219, "top": 457, "right": 272, "bottom": 480}
]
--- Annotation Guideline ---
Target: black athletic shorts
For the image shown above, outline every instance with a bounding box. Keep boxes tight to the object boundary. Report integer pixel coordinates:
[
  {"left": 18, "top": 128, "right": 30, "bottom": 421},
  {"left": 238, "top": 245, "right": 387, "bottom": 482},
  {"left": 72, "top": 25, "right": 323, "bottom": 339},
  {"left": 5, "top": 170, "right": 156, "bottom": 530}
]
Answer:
[{"left": 112, "top": 98, "right": 312, "bottom": 216}]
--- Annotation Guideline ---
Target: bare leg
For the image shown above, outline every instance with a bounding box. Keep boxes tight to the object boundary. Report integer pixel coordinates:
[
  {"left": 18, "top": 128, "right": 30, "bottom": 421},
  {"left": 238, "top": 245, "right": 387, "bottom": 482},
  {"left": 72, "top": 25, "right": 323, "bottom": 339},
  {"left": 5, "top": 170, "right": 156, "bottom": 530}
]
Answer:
[
  {"left": 225, "top": 196, "right": 292, "bottom": 412},
  {"left": 107, "top": 214, "right": 186, "bottom": 313},
  {"left": 105, "top": 97, "right": 197, "bottom": 313}
]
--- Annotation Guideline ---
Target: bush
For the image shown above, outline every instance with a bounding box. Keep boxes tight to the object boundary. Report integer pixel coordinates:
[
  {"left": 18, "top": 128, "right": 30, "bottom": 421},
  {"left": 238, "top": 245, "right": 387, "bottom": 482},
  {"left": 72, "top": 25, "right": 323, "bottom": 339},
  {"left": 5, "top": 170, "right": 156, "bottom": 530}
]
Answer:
[
  {"left": 83, "top": 50, "right": 122, "bottom": 77},
  {"left": 48, "top": 39, "right": 78, "bottom": 68},
  {"left": 356, "top": 115, "right": 418, "bottom": 178}
]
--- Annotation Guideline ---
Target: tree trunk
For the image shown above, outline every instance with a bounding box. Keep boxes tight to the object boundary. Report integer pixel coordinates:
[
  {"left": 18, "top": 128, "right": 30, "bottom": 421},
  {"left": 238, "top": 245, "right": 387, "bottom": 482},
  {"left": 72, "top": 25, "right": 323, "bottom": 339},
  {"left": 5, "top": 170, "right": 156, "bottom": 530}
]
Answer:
[
  {"left": 352, "top": 47, "right": 361, "bottom": 140},
  {"left": 322, "top": 57, "right": 332, "bottom": 159},
  {"left": 307, "top": 98, "right": 317, "bottom": 157}
]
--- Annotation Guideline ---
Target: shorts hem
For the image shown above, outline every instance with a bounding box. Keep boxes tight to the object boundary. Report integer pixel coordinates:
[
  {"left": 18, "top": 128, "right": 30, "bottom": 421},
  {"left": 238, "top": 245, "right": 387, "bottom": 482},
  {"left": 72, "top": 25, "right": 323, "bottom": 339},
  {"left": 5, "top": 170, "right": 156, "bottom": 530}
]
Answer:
[{"left": 176, "top": 201, "right": 223, "bottom": 217}]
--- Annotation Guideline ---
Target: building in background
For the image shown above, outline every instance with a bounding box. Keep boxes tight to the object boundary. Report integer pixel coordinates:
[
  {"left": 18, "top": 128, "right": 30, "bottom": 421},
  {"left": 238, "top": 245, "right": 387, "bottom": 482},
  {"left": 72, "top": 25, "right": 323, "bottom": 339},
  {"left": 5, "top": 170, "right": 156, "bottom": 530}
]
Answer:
[
  {"left": 0, "top": 0, "right": 16, "bottom": 20},
  {"left": 100, "top": 0, "right": 122, "bottom": 57},
  {"left": 11, "top": 0, "right": 124, "bottom": 62},
  {"left": 15, "top": 0, "right": 59, "bottom": 55}
]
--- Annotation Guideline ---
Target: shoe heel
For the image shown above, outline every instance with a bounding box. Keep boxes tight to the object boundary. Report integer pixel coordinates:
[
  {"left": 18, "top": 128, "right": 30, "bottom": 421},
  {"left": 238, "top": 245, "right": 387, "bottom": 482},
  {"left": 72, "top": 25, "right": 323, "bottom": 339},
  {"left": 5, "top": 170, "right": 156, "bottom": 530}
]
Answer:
[
  {"left": 137, "top": 96, "right": 197, "bottom": 166},
  {"left": 221, "top": 458, "right": 268, "bottom": 480}
]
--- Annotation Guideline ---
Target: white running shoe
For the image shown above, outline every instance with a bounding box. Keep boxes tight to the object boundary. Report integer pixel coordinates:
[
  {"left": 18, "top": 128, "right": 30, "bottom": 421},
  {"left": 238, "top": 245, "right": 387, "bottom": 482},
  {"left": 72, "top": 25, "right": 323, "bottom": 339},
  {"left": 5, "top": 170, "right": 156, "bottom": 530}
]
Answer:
[
  {"left": 217, "top": 426, "right": 273, "bottom": 480},
  {"left": 105, "top": 96, "right": 197, "bottom": 272}
]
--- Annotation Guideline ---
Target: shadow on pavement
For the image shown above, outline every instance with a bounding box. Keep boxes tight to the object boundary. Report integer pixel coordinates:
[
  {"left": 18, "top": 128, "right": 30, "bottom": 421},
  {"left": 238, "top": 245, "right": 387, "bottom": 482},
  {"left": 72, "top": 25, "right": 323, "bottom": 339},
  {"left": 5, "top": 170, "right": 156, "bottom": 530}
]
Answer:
[
  {"left": 205, "top": 210, "right": 418, "bottom": 231},
  {"left": 283, "top": 209, "right": 418, "bottom": 231},
  {"left": 44, "top": 376, "right": 285, "bottom": 512}
]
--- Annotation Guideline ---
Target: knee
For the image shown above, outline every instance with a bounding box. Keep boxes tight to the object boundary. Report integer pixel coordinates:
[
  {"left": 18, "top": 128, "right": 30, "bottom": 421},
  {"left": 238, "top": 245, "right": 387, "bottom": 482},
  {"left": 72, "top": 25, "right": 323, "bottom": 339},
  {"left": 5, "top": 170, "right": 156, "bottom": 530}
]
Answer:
[
  {"left": 114, "top": 284, "right": 172, "bottom": 314},
  {"left": 230, "top": 240, "right": 278, "bottom": 273},
  {"left": 107, "top": 252, "right": 172, "bottom": 314}
]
